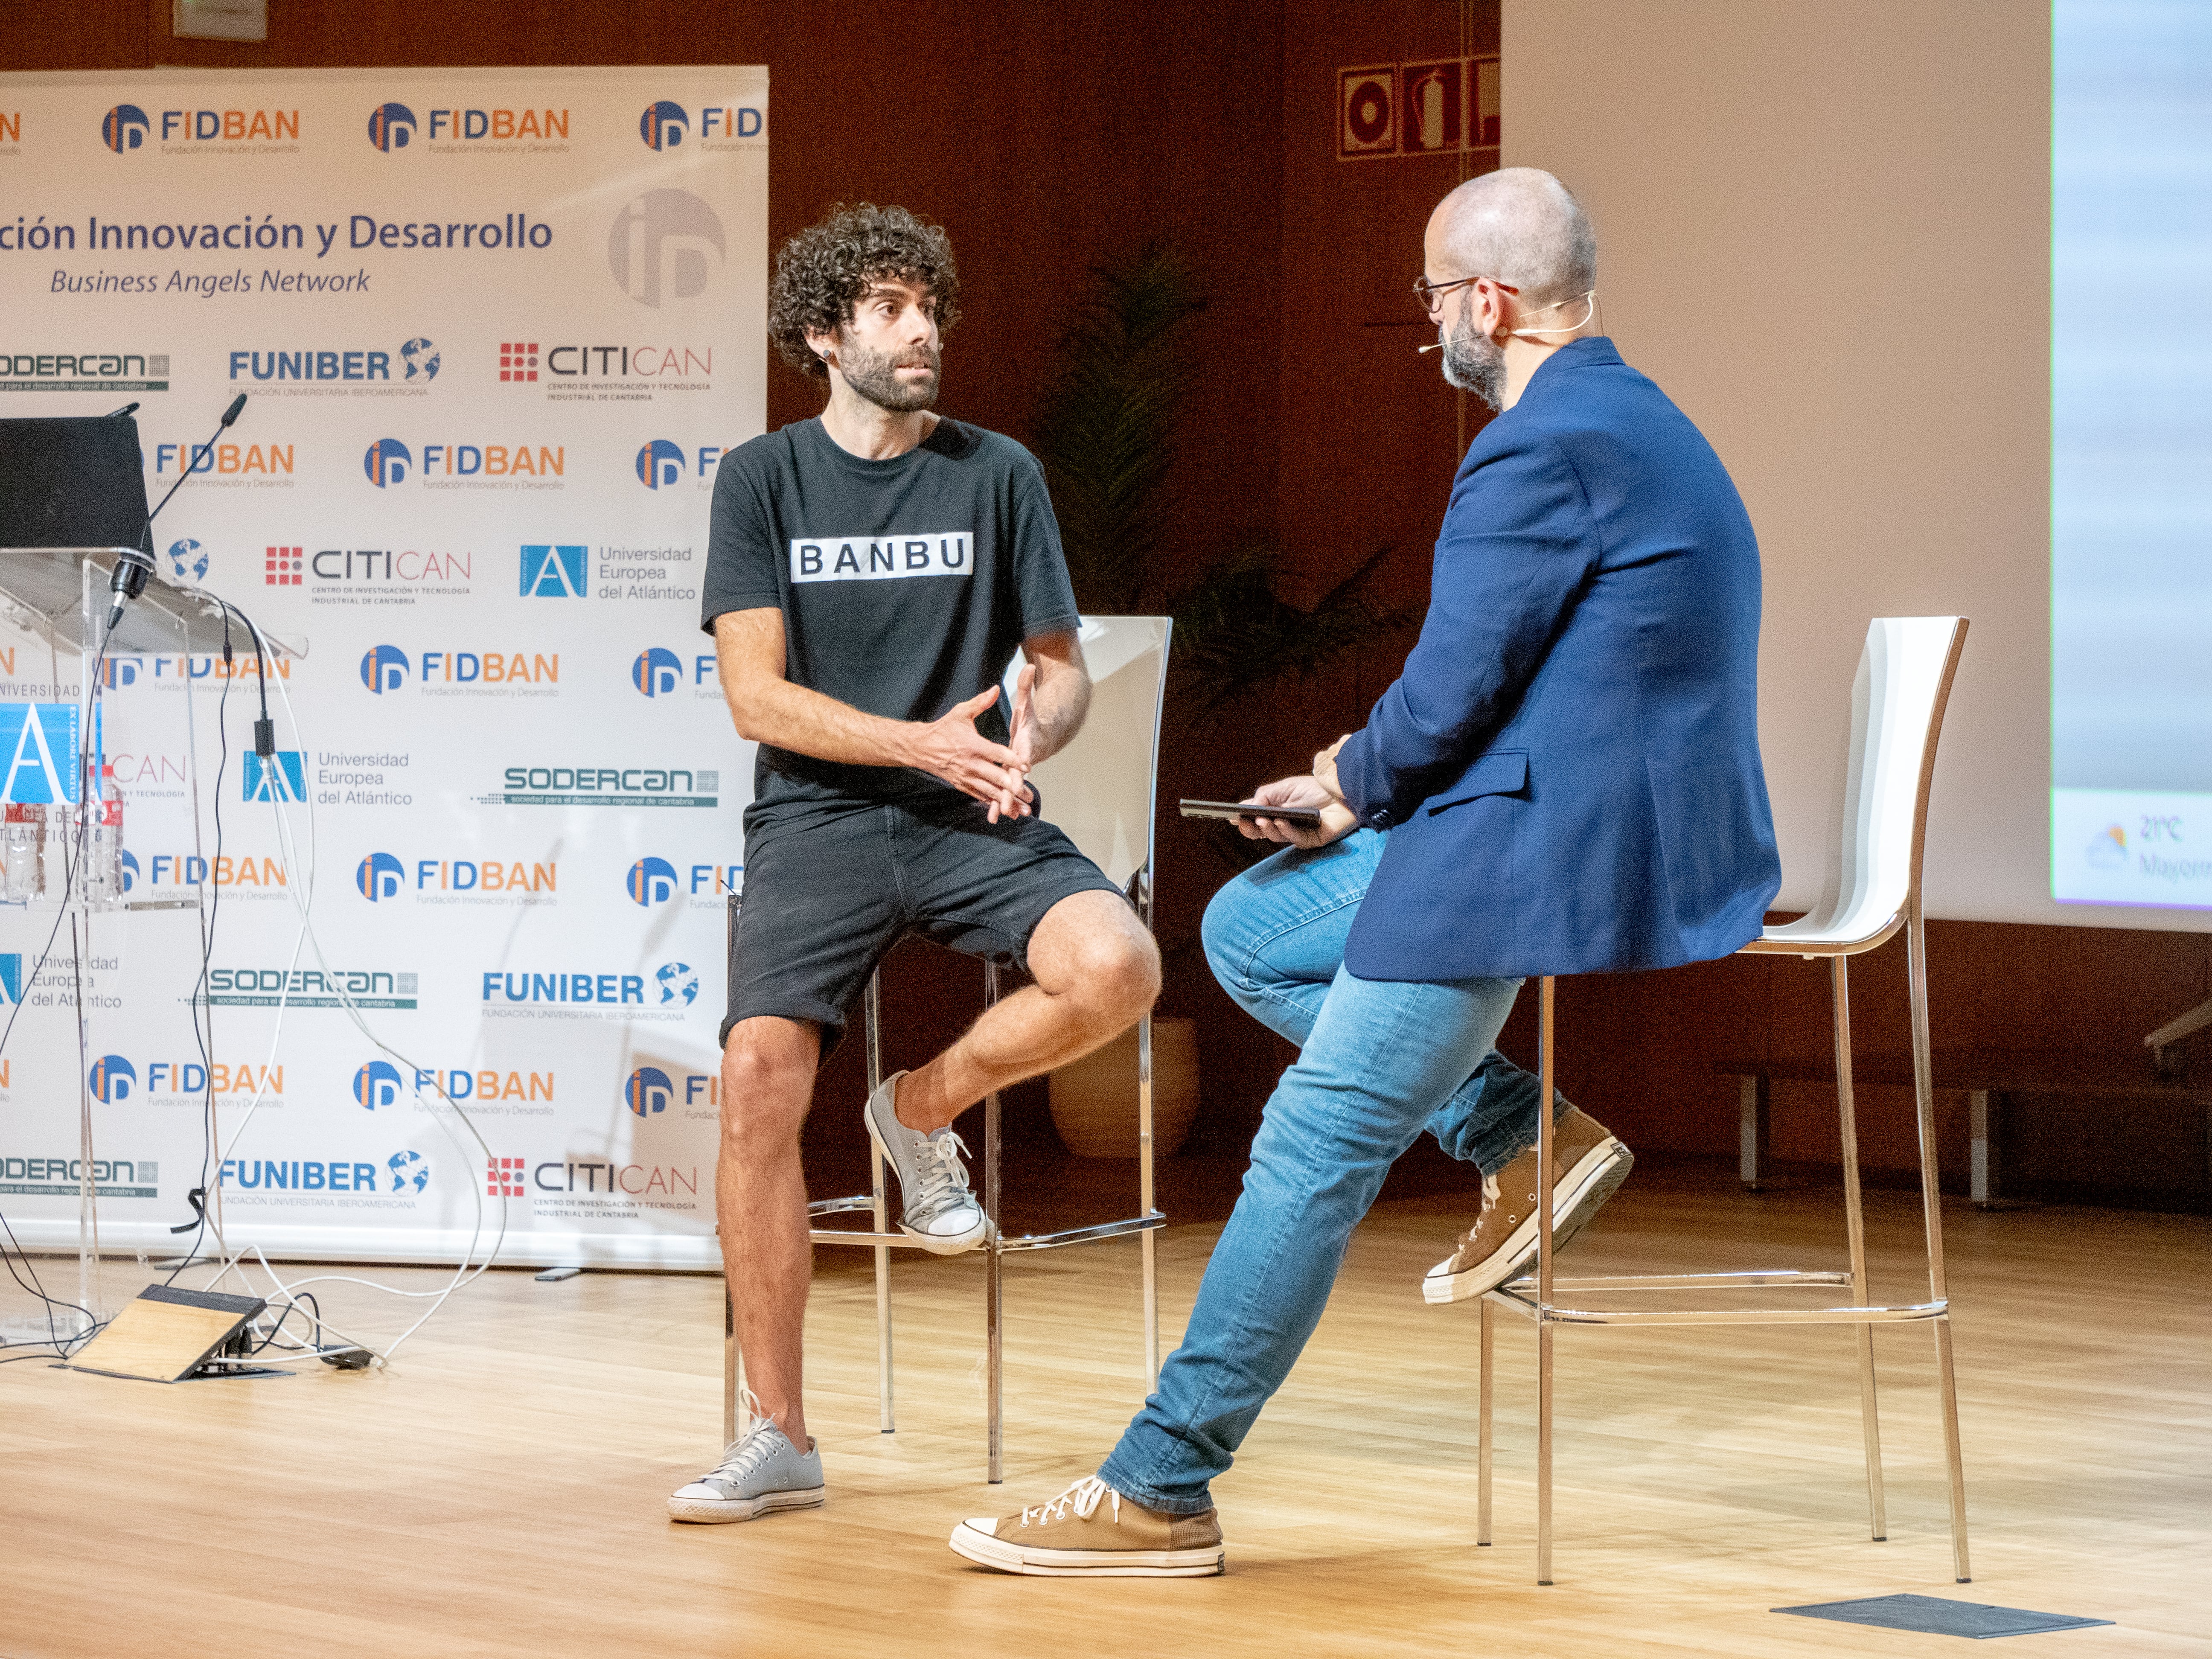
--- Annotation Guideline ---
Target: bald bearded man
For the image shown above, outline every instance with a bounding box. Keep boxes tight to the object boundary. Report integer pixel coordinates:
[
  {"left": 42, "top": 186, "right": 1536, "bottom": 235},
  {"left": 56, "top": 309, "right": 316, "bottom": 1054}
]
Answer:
[{"left": 948, "top": 170, "right": 1780, "bottom": 1576}]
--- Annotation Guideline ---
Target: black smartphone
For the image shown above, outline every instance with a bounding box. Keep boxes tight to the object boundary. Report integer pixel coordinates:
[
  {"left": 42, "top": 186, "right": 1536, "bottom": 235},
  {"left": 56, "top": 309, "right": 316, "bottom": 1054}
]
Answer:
[{"left": 1178, "top": 798, "right": 1325, "bottom": 828}]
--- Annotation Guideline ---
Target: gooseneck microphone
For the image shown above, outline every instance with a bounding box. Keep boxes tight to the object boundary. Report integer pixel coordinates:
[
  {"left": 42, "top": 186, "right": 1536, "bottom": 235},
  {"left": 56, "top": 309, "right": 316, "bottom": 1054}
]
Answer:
[{"left": 112, "top": 392, "right": 247, "bottom": 632}]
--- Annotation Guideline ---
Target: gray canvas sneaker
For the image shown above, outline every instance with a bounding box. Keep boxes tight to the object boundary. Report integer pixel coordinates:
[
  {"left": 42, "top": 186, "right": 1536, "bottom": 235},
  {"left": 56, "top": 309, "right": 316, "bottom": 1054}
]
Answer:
[
  {"left": 862, "top": 1068, "right": 989, "bottom": 1253},
  {"left": 667, "top": 1418, "right": 825, "bottom": 1523}
]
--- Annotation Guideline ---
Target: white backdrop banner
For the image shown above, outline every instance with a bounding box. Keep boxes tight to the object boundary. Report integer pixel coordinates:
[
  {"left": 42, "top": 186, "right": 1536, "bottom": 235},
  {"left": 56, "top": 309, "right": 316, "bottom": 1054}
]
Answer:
[{"left": 0, "top": 66, "right": 767, "bottom": 1266}]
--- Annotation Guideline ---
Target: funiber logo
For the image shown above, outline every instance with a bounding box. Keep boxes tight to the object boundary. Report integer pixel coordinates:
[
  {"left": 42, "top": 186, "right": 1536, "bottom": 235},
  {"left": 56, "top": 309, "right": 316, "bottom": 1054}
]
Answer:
[{"left": 229, "top": 338, "right": 438, "bottom": 384}]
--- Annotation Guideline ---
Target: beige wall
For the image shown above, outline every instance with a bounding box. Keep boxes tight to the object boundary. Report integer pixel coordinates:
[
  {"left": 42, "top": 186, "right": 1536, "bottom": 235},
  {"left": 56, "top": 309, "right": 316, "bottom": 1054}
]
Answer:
[{"left": 1503, "top": 0, "right": 2193, "bottom": 930}]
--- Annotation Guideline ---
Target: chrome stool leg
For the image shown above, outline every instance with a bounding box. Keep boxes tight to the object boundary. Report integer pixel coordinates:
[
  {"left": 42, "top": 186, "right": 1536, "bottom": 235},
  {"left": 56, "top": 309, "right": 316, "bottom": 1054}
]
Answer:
[
  {"left": 1138, "top": 1009, "right": 1160, "bottom": 1384},
  {"left": 864, "top": 972, "right": 894, "bottom": 1434},
  {"left": 1477, "top": 1295, "right": 1494, "bottom": 1546},
  {"left": 984, "top": 960, "right": 1005, "bottom": 1484},
  {"left": 1535, "top": 975, "right": 1556, "bottom": 1586},
  {"left": 1906, "top": 902, "right": 1971, "bottom": 1582},
  {"left": 1832, "top": 955, "right": 1889, "bottom": 1541},
  {"left": 723, "top": 1286, "right": 739, "bottom": 1447}
]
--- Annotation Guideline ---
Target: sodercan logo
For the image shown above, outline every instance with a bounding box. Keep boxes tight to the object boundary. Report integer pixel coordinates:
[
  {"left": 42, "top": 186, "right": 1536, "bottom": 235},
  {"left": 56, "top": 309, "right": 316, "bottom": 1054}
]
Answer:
[
  {"left": 627, "top": 857, "right": 678, "bottom": 906},
  {"left": 361, "top": 645, "right": 409, "bottom": 693},
  {"left": 608, "top": 189, "right": 724, "bottom": 308},
  {"left": 167, "top": 538, "right": 209, "bottom": 582},
  {"left": 632, "top": 648, "right": 681, "bottom": 695},
  {"left": 368, "top": 103, "right": 416, "bottom": 150},
  {"left": 101, "top": 105, "right": 150, "bottom": 153}
]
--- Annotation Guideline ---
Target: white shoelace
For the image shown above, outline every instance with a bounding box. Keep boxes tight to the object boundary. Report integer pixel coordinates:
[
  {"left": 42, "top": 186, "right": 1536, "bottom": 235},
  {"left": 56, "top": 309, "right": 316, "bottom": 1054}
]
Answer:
[
  {"left": 908, "top": 1128, "right": 977, "bottom": 1221},
  {"left": 705, "top": 1412, "right": 789, "bottom": 1490},
  {"left": 1022, "top": 1476, "right": 1118, "bottom": 1528}
]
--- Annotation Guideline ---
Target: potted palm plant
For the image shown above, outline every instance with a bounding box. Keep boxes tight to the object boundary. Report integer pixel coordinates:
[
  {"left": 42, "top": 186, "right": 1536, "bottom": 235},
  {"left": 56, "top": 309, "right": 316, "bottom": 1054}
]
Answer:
[{"left": 1033, "top": 247, "right": 1408, "bottom": 1158}]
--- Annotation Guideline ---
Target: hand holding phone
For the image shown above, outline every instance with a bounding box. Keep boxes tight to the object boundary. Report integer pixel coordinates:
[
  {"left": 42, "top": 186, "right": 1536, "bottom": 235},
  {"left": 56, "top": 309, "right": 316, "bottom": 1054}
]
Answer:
[{"left": 1179, "top": 799, "right": 1325, "bottom": 827}]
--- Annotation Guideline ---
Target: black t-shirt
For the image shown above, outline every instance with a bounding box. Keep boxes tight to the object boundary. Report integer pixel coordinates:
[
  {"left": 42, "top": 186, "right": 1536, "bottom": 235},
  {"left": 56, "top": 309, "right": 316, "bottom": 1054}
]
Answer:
[{"left": 701, "top": 415, "right": 1082, "bottom": 832}]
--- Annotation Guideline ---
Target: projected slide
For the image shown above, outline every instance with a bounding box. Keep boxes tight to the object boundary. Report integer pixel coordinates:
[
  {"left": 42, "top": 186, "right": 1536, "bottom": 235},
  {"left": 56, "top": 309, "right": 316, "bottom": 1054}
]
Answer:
[
  {"left": 2044, "top": 0, "right": 2212, "bottom": 911},
  {"left": 2052, "top": 0, "right": 2212, "bottom": 909}
]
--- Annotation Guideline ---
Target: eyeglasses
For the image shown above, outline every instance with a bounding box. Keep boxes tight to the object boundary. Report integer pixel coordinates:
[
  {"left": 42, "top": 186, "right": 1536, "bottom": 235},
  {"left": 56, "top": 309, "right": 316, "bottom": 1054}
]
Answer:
[{"left": 1413, "top": 273, "right": 1518, "bottom": 314}]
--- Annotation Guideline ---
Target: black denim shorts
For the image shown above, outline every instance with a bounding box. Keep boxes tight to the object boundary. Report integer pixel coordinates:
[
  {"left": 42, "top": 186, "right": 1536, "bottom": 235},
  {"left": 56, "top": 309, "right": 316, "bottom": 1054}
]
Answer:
[{"left": 723, "top": 793, "right": 1125, "bottom": 1056}]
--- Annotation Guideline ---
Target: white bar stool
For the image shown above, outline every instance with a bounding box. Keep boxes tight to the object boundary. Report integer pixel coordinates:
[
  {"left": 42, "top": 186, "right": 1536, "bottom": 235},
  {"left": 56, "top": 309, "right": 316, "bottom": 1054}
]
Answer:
[{"left": 1474, "top": 616, "right": 1973, "bottom": 1585}]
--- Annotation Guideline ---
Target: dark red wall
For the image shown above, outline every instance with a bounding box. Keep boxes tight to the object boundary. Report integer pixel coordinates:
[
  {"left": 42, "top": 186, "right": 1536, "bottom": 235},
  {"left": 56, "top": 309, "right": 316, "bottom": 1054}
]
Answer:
[{"left": 11, "top": 1, "right": 2208, "bottom": 1208}]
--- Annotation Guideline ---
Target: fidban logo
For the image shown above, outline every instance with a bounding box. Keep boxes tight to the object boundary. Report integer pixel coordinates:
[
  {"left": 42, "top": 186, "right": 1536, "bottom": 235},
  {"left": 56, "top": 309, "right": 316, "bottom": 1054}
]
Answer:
[{"left": 790, "top": 534, "right": 972, "bottom": 585}]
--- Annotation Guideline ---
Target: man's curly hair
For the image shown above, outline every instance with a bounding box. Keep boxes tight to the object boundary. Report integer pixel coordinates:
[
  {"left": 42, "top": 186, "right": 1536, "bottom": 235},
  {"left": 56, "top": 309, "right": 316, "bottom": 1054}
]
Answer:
[{"left": 768, "top": 203, "right": 961, "bottom": 379}]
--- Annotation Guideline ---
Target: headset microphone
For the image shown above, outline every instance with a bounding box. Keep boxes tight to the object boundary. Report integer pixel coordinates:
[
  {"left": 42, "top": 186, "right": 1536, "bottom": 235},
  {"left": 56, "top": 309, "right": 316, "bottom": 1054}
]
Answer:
[{"left": 111, "top": 392, "right": 250, "bottom": 632}]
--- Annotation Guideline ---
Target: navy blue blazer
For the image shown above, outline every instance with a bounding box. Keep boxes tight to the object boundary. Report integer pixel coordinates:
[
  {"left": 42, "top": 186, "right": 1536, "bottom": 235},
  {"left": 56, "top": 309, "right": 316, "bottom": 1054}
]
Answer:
[{"left": 1335, "top": 337, "right": 1780, "bottom": 982}]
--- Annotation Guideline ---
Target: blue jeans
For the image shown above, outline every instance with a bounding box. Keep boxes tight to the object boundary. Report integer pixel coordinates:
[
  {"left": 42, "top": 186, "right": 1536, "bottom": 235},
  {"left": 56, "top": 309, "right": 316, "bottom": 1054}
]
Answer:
[{"left": 1098, "top": 829, "right": 1560, "bottom": 1514}]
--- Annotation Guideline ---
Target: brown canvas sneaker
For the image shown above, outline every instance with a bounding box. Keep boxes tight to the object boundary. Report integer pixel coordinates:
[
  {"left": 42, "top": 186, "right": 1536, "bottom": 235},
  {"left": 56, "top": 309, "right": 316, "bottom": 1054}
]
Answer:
[
  {"left": 949, "top": 1476, "right": 1225, "bottom": 1577},
  {"left": 1421, "top": 1107, "right": 1633, "bottom": 1305}
]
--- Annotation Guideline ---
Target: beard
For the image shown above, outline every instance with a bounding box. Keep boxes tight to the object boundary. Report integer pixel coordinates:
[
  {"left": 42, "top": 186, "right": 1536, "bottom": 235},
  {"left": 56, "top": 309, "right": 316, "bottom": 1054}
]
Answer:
[
  {"left": 838, "top": 338, "right": 942, "bottom": 413},
  {"left": 1440, "top": 306, "right": 1506, "bottom": 410}
]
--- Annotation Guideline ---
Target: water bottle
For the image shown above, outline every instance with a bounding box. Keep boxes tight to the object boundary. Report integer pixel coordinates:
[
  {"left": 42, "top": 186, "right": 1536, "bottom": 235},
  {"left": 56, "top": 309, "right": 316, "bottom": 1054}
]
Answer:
[
  {"left": 92, "top": 773, "right": 125, "bottom": 911},
  {"left": 1, "top": 805, "right": 36, "bottom": 899},
  {"left": 39, "top": 803, "right": 71, "bottom": 900}
]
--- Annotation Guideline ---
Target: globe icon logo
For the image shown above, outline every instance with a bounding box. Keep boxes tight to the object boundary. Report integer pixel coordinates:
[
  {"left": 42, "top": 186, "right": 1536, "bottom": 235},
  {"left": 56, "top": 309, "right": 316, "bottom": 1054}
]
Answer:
[
  {"left": 400, "top": 337, "right": 440, "bottom": 381},
  {"left": 166, "top": 538, "right": 209, "bottom": 582},
  {"left": 657, "top": 961, "right": 699, "bottom": 1006},
  {"left": 387, "top": 1149, "right": 429, "bottom": 1193}
]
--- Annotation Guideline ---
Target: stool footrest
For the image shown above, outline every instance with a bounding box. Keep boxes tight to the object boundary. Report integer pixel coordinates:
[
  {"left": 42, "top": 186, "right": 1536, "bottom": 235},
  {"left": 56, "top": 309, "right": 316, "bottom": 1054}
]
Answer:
[
  {"left": 809, "top": 1202, "right": 1165, "bottom": 1253},
  {"left": 1516, "top": 1269, "right": 1852, "bottom": 1292},
  {"left": 1486, "top": 1282, "right": 1948, "bottom": 1327}
]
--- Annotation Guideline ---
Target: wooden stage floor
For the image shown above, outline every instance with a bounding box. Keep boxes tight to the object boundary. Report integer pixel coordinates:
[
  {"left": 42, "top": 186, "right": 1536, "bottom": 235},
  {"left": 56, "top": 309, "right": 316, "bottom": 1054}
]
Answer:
[{"left": 2, "top": 1168, "right": 2206, "bottom": 1656}]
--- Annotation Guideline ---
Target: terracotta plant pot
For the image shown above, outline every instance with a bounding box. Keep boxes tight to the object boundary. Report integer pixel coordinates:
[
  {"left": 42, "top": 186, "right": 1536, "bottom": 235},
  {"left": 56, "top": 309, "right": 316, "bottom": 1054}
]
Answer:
[{"left": 1048, "top": 1016, "right": 1199, "bottom": 1159}]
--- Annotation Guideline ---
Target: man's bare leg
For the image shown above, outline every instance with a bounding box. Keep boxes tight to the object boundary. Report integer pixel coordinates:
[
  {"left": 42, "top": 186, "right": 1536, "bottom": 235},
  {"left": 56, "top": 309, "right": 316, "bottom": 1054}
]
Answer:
[
  {"left": 896, "top": 890, "right": 1161, "bottom": 1133},
  {"left": 716, "top": 1015, "right": 820, "bottom": 1449}
]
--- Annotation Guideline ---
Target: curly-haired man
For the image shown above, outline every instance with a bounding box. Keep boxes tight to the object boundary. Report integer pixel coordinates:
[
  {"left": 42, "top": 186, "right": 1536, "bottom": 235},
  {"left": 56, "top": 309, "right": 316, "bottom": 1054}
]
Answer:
[{"left": 669, "top": 204, "right": 1159, "bottom": 1524}]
